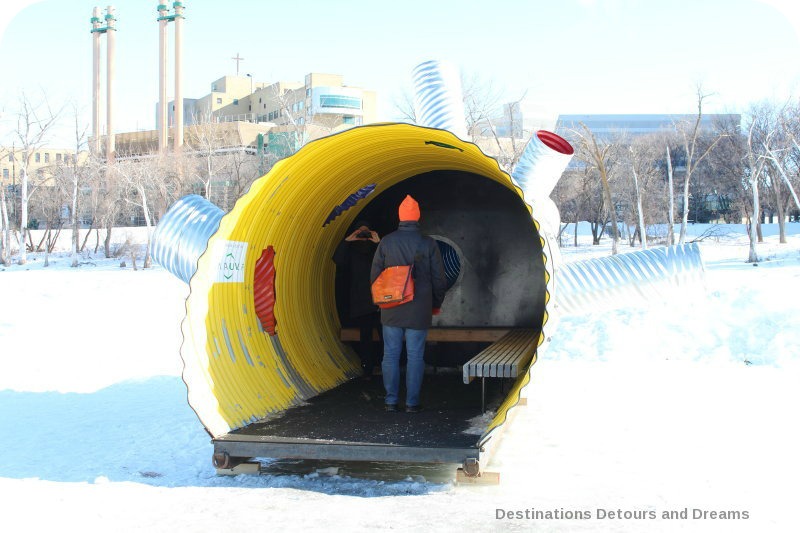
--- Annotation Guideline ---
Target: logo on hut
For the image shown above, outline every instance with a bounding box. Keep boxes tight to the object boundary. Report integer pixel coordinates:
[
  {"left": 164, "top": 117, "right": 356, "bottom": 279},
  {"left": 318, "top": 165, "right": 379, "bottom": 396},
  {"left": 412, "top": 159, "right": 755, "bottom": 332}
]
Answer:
[{"left": 213, "top": 241, "right": 248, "bottom": 283}]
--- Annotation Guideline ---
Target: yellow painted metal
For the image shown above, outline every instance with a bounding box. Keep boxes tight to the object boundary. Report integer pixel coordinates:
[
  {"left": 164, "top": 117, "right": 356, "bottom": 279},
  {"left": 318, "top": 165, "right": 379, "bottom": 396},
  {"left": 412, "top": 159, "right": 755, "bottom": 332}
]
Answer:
[{"left": 180, "top": 123, "right": 551, "bottom": 438}]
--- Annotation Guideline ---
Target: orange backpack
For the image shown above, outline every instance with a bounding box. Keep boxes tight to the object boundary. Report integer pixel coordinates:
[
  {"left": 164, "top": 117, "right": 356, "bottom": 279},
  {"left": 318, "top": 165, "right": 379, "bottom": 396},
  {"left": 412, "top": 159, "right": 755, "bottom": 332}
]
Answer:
[{"left": 371, "top": 265, "right": 415, "bottom": 309}]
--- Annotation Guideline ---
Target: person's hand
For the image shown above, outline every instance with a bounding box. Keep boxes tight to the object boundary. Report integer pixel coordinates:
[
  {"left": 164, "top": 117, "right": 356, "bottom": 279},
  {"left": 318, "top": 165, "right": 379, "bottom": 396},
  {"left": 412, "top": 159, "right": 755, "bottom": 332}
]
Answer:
[
  {"left": 345, "top": 226, "right": 372, "bottom": 241},
  {"left": 368, "top": 230, "right": 380, "bottom": 243}
]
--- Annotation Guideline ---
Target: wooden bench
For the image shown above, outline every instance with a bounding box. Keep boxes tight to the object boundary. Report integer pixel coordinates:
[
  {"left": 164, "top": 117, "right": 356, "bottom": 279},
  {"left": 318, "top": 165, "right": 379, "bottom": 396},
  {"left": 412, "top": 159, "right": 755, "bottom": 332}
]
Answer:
[
  {"left": 462, "top": 329, "right": 538, "bottom": 412},
  {"left": 340, "top": 326, "right": 538, "bottom": 411},
  {"left": 340, "top": 327, "right": 515, "bottom": 343}
]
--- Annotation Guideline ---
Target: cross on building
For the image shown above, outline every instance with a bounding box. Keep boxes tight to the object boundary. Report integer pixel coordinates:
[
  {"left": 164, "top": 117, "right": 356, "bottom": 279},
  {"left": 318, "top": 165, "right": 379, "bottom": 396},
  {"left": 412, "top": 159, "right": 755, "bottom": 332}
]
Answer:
[{"left": 232, "top": 53, "right": 244, "bottom": 76}]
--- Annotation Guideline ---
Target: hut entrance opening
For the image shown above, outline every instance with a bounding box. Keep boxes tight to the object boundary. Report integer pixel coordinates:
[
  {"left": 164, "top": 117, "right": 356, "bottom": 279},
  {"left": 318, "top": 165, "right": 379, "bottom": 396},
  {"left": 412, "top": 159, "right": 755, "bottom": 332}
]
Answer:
[{"left": 336, "top": 170, "right": 547, "bottom": 373}]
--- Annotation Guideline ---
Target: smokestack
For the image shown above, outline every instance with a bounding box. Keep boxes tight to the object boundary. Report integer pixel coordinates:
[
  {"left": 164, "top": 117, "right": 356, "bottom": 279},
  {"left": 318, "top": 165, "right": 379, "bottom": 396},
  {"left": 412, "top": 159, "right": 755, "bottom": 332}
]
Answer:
[
  {"left": 105, "top": 5, "right": 116, "bottom": 164},
  {"left": 158, "top": 4, "right": 169, "bottom": 153},
  {"left": 173, "top": 1, "right": 184, "bottom": 152},
  {"left": 91, "top": 7, "right": 102, "bottom": 155}
]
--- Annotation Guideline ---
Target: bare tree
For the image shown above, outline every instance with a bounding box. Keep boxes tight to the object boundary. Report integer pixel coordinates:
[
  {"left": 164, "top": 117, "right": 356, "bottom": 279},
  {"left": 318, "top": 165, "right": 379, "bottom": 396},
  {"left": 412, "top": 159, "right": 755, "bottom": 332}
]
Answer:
[
  {"left": 621, "top": 134, "right": 665, "bottom": 249},
  {"left": 704, "top": 115, "right": 747, "bottom": 225},
  {"left": 12, "top": 92, "right": 63, "bottom": 264},
  {"left": 665, "top": 145, "right": 676, "bottom": 245},
  {"left": 0, "top": 146, "right": 11, "bottom": 265},
  {"left": 67, "top": 106, "right": 89, "bottom": 267},
  {"left": 221, "top": 149, "right": 260, "bottom": 210},
  {"left": 116, "top": 158, "right": 158, "bottom": 268},
  {"left": 462, "top": 73, "right": 531, "bottom": 171},
  {"left": 761, "top": 101, "right": 800, "bottom": 242},
  {"left": 553, "top": 153, "right": 608, "bottom": 246},
  {"left": 765, "top": 143, "right": 800, "bottom": 213},
  {"left": 742, "top": 103, "right": 777, "bottom": 263},
  {"left": 93, "top": 162, "right": 126, "bottom": 258},
  {"left": 675, "top": 86, "right": 725, "bottom": 244},
  {"left": 185, "top": 111, "right": 231, "bottom": 201},
  {"left": 267, "top": 82, "right": 309, "bottom": 152},
  {"left": 30, "top": 183, "right": 67, "bottom": 267},
  {"left": 0, "top": 185, "right": 8, "bottom": 265},
  {"left": 29, "top": 152, "right": 73, "bottom": 266},
  {"left": 784, "top": 101, "right": 800, "bottom": 217},
  {"left": 391, "top": 87, "right": 417, "bottom": 124},
  {"left": 572, "top": 124, "right": 620, "bottom": 255},
  {"left": 461, "top": 71, "right": 504, "bottom": 138},
  {"left": 551, "top": 173, "right": 579, "bottom": 247},
  {"left": 76, "top": 155, "right": 106, "bottom": 254}
]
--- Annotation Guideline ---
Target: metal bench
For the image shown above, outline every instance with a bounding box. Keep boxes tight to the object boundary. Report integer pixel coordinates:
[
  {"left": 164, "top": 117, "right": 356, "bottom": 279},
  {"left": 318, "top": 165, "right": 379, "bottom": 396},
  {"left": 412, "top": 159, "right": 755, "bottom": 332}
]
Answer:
[{"left": 462, "top": 329, "right": 538, "bottom": 412}]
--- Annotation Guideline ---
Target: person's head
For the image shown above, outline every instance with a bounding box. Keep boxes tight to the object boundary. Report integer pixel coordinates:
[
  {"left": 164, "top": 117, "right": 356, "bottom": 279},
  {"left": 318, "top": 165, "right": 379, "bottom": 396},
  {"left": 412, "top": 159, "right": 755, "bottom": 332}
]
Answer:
[
  {"left": 398, "top": 195, "right": 420, "bottom": 222},
  {"left": 354, "top": 219, "right": 372, "bottom": 232}
]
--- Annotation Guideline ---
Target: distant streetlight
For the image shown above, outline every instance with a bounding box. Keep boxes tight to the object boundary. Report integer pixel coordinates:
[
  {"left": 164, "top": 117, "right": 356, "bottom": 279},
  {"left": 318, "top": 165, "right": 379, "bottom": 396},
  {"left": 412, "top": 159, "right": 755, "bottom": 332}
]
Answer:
[
  {"left": 11, "top": 141, "right": 16, "bottom": 226},
  {"left": 246, "top": 74, "right": 254, "bottom": 122}
]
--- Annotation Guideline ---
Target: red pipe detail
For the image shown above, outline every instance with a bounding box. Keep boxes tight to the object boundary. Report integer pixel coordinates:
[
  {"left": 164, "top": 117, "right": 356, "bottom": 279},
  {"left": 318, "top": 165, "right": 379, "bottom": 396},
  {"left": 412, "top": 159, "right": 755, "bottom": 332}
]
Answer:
[
  {"left": 536, "top": 130, "right": 574, "bottom": 155},
  {"left": 254, "top": 246, "right": 277, "bottom": 336}
]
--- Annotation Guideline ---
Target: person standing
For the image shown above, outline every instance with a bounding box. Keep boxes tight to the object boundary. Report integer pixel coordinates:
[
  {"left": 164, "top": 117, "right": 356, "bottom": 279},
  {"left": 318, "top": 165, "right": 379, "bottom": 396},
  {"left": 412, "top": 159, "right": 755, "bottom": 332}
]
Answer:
[
  {"left": 370, "top": 195, "right": 447, "bottom": 413},
  {"left": 333, "top": 220, "right": 381, "bottom": 379}
]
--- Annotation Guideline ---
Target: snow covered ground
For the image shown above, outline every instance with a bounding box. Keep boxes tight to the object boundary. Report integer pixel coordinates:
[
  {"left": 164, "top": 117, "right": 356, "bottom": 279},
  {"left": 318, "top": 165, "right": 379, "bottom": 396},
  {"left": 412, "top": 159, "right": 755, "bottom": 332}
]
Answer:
[{"left": 1, "top": 223, "right": 799, "bottom": 532}]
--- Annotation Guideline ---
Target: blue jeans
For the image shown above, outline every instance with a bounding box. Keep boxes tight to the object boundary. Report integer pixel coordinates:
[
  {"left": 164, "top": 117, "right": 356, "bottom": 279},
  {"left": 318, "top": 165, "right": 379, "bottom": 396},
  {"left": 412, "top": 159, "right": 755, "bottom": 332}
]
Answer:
[{"left": 381, "top": 325, "right": 428, "bottom": 407}]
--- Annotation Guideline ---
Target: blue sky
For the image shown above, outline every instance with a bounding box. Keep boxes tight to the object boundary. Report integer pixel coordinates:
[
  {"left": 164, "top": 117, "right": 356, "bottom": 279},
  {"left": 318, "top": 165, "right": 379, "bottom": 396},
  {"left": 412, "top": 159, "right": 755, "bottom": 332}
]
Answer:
[{"left": 1, "top": 0, "right": 799, "bottom": 147}]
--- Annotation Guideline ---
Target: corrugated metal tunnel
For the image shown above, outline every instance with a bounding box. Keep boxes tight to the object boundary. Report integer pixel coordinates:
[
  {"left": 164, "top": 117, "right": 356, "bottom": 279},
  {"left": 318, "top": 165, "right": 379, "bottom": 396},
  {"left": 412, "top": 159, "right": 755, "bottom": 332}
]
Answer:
[{"left": 173, "top": 123, "right": 552, "bottom": 439}]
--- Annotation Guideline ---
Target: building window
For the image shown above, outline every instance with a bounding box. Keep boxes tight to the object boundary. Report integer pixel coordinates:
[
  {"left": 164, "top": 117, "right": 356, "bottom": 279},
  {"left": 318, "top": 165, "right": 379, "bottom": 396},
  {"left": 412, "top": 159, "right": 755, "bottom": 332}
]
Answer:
[
  {"left": 216, "top": 98, "right": 222, "bottom": 104},
  {"left": 44, "top": 153, "right": 50, "bottom": 163},
  {"left": 233, "top": 98, "right": 239, "bottom": 105},
  {"left": 3, "top": 169, "right": 8, "bottom": 179},
  {"left": 35, "top": 153, "right": 41, "bottom": 163},
  {"left": 343, "top": 116, "right": 355, "bottom": 125},
  {"left": 249, "top": 105, "right": 251, "bottom": 111},
  {"left": 306, "top": 88, "right": 311, "bottom": 97},
  {"left": 298, "top": 101, "right": 304, "bottom": 111},
  {"left": 8, "top": 154, "right": 12, "bottom": 162},
  {"left": 56, "top": 153, "right": 62, "bottom": 162},
  {"left": 319, "top": 95, "right": 361, "bottom": 109},
  {"left": 299, "top": 117, "right": 305, "bottom": 125},
  {"left": 211, "top": 83, "right": 217, "bottom": 91}
]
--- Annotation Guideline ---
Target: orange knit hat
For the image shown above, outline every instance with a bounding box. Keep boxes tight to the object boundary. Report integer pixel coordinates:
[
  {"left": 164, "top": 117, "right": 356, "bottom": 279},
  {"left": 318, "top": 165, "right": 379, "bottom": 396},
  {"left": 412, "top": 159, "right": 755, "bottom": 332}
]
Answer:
[{"left": 398, "top": 195, "right": 420, "bottom": 221}]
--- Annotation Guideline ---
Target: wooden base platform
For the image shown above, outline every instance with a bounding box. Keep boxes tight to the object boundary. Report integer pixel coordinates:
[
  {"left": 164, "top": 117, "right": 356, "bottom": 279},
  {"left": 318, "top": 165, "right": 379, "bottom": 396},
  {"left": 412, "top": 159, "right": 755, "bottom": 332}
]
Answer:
[{"left": 213, "top": 372, "right": 510, "bottom": 466}]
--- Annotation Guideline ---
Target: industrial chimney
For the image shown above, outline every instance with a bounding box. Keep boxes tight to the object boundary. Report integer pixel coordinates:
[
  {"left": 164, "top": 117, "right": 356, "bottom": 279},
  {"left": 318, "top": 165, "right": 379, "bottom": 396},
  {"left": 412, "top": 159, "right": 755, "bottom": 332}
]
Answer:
[
  {"left": 89, "top": 5, "right": 116, "bottom": 163},
  {"left": 156, "top": 2, "right": 186, "bottom": 154}
]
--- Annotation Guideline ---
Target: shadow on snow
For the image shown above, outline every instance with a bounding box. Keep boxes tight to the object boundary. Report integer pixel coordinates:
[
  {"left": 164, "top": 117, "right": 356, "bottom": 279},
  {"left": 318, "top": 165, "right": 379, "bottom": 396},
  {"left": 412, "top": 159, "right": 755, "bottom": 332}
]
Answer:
[{"left": 0, "top": 377, "right": 450, "bottom": 496}]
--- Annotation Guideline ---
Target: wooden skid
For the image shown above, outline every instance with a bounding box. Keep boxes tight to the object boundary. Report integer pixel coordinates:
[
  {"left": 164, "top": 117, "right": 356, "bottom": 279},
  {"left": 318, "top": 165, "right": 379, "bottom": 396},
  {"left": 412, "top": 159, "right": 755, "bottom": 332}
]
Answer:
[
  {"left": 456, "top": 469, "right": 501, "bottom": 485},
  {"left": 215, "top": 461, "right": 261, "bottom": 476}
]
